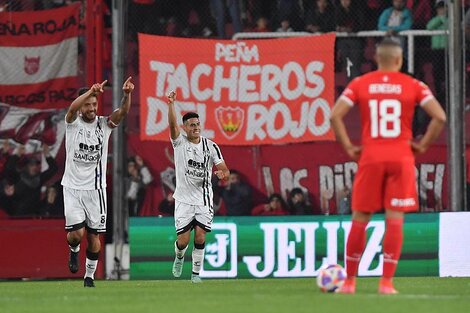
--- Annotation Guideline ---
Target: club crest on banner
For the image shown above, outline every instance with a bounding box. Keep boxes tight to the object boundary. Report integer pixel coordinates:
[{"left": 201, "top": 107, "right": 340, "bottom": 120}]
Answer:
[
  {"left": 215, "top": 106, "right": 244, "bottom": 140},
  {"left": 24, "top": 56, "right": 40, "bottom": 75}
]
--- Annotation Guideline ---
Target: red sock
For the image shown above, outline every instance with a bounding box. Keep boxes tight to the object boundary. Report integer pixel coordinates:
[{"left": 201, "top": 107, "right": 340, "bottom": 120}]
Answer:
[
  {"left": 382, "top": 218, "right": 404, "bottom": 279},
  {"left": 345, "top": 220, "right": 368, "bottom": 277}
]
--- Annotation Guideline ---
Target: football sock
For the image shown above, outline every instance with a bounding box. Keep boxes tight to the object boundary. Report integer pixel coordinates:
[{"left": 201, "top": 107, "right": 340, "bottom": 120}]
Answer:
[
  {"left": 192, "top": 242, "right": 205, "bottom": 275},
  {"left": 175, "top": 241, "right": 188, "bottom": 259},
  {"left": 345, "top": 220, "right": 368, "bottom": 277},
  {"left": 382, "top": 218, "right": 404, "bottom": 279},
  {"left": 85, "top": 250, "right": 99, "bottom": 279},
  {"left": 69, "top": 243, "right": 80, "bottom": 253}
]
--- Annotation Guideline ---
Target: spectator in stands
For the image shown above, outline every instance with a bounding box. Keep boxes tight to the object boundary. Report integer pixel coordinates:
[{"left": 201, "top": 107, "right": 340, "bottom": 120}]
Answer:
[
  {"left": 211, "top": 0, "right": 243, "bottom": 38},
  {"left": 273, "top": 0, "right": 303, "bottom": 31},
  {"left": 426, "top": 0, "right": 448, "bottom": 105},
  {"left": 0, "top": 178, "right": 17, "bottom": 216},
  {"left": 158, "top": 190, "right": 175, "bottom": 216},
  {"left": 212, "top": 175, "right": 227, "bottom": 215},
  {"left": 39, "top": 183, "right": 64, "bottom": 217},
  {"left": 0, "top": 140, "right": 11, "bottom": 180},
  {"left": 337, "top": 186, "right": 352, "bottom": 215},
  {"left": 335, "top": 0, "right": 364, "bottom": 80},
  {"left": 405, "top": 0, "right": 432, "bottom": 29},
  {"left": 4, "top": 144, "right": 58, "bottom": 216},
  {"left": 2, "top": 144, "right": 26, "bottom": 184},
  {"left": 377, "top": 0, "right": 413, "bottom": 39},
  {"left": 222, "top": 170, "right": 253, "bottom": 216},
  {"left": 276, "top": 17, "right": 294, "bottom": 33},
  {"left": 126, "top": 155, "right": 153, "bottom": 217},
  {"left": 244, "top": 0, "right": 276, "bottom": 30},
  {"left": 305, "top": 0, "right": 336, "bottom": 34},
  {"left": 252, "top": 16, "right": 271, "bottom": 32},
  {"left": 252, "top": 193, "right": 290, "bottom": 216},
  {"left": 287, "top": 187, "right": 313, "bottom": 215}
]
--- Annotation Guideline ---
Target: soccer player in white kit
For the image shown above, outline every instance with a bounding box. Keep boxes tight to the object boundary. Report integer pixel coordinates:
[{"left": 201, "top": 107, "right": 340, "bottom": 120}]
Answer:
[
  {"left": 167, "top": 91, "right": 230, "bottom": 283},
  {"left": 61, "top": 77, "right": 134, "bottom": 287}
]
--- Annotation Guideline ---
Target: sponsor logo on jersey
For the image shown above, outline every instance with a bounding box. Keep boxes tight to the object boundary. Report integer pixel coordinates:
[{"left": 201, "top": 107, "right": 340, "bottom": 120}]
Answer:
[{"left": 390, "top": 197, "right": 416, "bottom": 207}]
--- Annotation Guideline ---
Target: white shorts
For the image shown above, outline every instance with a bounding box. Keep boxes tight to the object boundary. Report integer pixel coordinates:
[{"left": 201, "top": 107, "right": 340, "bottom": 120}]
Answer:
[
  {"left": 174, "top": 200, "right": 213, "bottom": 235},
  {"left": 63, "top": 186, "right": 107, "bottom": 233}
]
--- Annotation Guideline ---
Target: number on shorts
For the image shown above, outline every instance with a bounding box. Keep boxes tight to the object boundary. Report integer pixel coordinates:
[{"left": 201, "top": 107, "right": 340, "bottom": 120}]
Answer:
[
  {"left": 100, "top": 215, "right": 106, "bottom": 224},
  {"left": 369, "top": 99, "right": 401, "bottom": 138}
]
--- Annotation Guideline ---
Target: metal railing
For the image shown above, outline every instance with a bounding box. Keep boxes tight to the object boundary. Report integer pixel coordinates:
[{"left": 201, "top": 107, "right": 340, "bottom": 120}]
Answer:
[{"left": 233, "top": 30, "right": 449, "bottom": 74}]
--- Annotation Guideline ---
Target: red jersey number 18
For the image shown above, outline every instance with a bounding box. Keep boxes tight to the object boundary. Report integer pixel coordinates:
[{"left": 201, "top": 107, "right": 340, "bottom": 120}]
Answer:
[{"left": 369, "top": 99, "right": 401, "bottom": 138}]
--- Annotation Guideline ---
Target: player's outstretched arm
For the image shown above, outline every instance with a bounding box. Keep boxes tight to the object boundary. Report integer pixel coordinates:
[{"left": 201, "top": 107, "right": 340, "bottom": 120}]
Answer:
[
  {"left": 167, "top": 91, "right": 179, "bottom": 140},
  {"left": 411, "top": 98, "right": 446, "bottom": 154},
  {"left": 66, "top": 80, "right": 107, "bottom": 123},
  {"left": 330, "top": 98, "right": 362, "bottom": 161},
  {"left": 214, "top": 162, "right": 230, "bottom": 181},
  {"left": 110, "top": 77, "right": 134, "bottom": 126}
]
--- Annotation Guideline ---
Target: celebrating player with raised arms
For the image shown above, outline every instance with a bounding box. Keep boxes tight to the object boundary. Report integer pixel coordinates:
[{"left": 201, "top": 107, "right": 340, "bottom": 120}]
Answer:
[
  {"left": 167, "top": 90, "right": 230, "bottom": 283},
  {"left": 62, "top": 77, "right": 134, "bottom": 287}
]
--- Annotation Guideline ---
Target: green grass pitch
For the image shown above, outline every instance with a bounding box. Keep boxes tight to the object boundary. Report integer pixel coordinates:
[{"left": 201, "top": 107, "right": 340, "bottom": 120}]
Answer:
[{"left": 0, "top": 277, "right": 469, "bottom": 313}]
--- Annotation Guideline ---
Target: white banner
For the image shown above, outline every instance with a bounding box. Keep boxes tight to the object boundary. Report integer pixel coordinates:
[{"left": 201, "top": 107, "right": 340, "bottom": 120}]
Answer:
[
  {"left": 0, "top": 38, "right": 77, "bottom": 85},
  {"left": 439, "top": 212, "right": 470, "bottom": 277}
]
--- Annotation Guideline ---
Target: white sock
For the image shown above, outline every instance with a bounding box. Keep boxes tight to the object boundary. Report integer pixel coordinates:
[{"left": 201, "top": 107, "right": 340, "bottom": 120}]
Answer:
[
  {"left": 175, "top": 241, "right": 188, "bottom": 259},
  {"left": 69, "top": 244, "right": 80, "bottom": 253},
  {"left": 84, "top": 258, "right": 98, "bottom": 279},
  {"left": 192, "top": 247, "right": 205, "bottom": 274}
]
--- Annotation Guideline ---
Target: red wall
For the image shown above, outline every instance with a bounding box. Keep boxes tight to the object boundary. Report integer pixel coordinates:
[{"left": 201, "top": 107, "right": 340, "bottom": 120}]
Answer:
[{"left": 0, "top": 219, "right": 104, "bottom": 279}]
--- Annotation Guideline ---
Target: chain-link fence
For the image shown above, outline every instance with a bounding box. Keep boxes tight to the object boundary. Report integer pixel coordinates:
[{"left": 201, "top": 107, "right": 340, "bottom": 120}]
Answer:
[
  {"left": 129, "top": 0, "right": 458, "bottom": 215},
  {"left": 0, "top": 0, "right": 467, "bottom": 221}
]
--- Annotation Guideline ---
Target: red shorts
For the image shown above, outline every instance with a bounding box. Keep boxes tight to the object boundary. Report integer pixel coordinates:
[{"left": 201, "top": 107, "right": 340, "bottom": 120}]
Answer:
[{"left": 352, "top": 160, "right": 418, "bottom": 213}]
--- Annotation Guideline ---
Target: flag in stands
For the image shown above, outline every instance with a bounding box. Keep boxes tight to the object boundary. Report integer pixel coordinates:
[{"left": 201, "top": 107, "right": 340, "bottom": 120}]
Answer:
[{"left": 0, "top": 3, "right": 80, "bottom": 109}]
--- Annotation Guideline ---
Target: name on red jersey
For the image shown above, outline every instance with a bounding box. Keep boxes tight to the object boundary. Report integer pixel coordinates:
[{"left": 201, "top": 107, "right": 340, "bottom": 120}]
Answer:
[{"left": 368, "top": 84, "right": 402, "bottom": 94}]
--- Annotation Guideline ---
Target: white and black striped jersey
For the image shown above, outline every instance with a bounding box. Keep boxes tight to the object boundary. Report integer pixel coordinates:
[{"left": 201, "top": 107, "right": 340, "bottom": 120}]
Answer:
[
  {"left": 61, "top": 115, "right": 114, "bottom": 190},
  {"left": 171, "top": 133, "right": 224, "bottom": 207}
]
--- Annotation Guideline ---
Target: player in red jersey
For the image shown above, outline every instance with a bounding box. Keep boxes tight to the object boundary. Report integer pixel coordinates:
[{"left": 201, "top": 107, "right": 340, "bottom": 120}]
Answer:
[{"left": 330, "top": 38, "right": 446, "bottom": 294}]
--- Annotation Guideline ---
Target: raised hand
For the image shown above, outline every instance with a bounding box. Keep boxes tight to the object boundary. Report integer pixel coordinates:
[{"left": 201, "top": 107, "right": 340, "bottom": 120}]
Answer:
[
  {"left": 167, "top": 90, "right": 176, "bottom": 104},
  {"left": 123, "top": 76, "right": 134, "bottom": 94},
  {"left": 91, "top": 80, "right": 107, "bottom": 94}
]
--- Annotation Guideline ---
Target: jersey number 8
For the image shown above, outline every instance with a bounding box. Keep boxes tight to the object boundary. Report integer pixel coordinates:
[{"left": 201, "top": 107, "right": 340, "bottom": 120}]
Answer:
[{"left": 369, "top": 99, "right": 401, "bottom": 138}]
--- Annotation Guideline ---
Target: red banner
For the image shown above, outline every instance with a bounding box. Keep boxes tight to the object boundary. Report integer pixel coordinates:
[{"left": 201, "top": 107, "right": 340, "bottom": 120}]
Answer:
[
  {"left": 0, "top": 4, "right": 80, "bottom": 109},
  {"left": 128, "top": 135, "right": 448, "bottom": 216},
  {"left": 139, "top": 34, "right": 336, "bottom": 145}
]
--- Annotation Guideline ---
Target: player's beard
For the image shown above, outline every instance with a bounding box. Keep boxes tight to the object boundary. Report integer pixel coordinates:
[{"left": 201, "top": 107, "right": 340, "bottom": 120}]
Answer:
[{"left": 81, "top": 110, "right": 96, "bottom": 123}]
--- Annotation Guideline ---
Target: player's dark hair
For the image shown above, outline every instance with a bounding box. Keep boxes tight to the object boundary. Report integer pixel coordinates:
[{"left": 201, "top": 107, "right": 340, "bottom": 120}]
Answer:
[
  {"left": 182, "top": 112, "right": 199, "bottom": 123},
  {"left": 78, "top": 87, "right": 89, "bottom": 96}
]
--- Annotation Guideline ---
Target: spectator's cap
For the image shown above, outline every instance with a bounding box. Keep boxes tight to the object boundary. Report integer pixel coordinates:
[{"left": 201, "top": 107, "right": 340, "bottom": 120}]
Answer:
[{"left": 435, "top": 0, "right": 446, "bottom": 7}]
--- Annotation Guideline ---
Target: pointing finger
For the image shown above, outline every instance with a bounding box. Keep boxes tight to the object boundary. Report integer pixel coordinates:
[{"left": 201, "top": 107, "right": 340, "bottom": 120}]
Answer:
[
  {"left": 100, "top": 80, "right": 108, "bottom": 87},
  {"left": 124, "top": 76, "right": 132, "bottom": 85}
]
